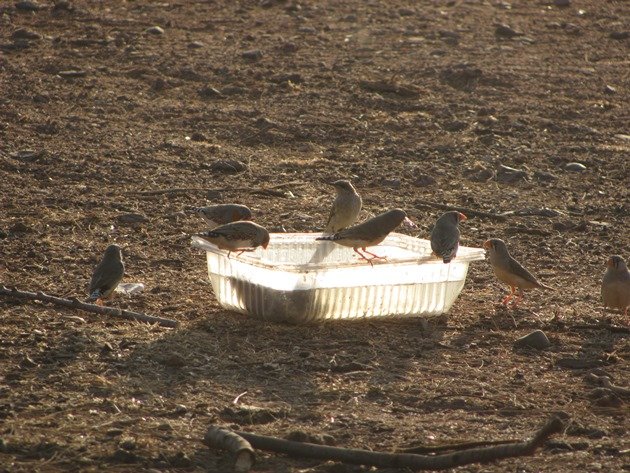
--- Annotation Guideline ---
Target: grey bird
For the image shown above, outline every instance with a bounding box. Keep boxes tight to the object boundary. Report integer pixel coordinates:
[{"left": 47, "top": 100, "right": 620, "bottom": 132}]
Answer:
[
  {"left": 194, "top": 204, "right": 252, "bottom": 229},
  {"left": 484, "top": 238, "right": 552, "bottom": 307},
  {"left": 197, "top": 221, "right": 270, "bottom": 257},
  {"left": 316, "top": 208, "right": 415, "bottom": 264},
  {"left": 601, "top": 255, "right": 630, "bottom": 317},
  {"left": 430, "top": 211, "right": 467, "bottom": 263},
  {"left": 87, "top": 244, "right": 125, "bottom": 305},
  {"left": 324, "top": 180, "right": 362, "bottom": 234}
]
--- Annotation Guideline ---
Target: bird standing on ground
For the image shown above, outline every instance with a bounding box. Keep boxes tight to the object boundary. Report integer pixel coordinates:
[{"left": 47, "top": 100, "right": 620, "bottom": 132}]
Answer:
[
  {"left": 484, "top": 238, "right": 552, "bottom": 307},
  {"left": 324, "top": 180, "right": 362, "bottom": 234},
  {"left": 197, "top": 221, "right": 270, "bottom": 257},
  {"left": 87, "top": 244, "right": 125, "bottom": 306},
  {"left": 601, "top": 255, "right": 630, "bottom": 317},
  {"left": 430, "top": 211, "right": 467, "bottom": 263},
  {"left": 316, "top": 208, "right": 415, "bottom": 264},
  {"left": 194, "top": 204, "right": 252, "bottom": 229}
]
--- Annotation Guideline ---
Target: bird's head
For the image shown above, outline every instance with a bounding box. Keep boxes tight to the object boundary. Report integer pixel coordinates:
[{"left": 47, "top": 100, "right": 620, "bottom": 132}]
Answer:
[
  {"left": 607, "top": 255, "right": 626, "bottom": 270},
  {"left": 483, "top": 238, "right": 507, "bottom": 255},
  {"left": 330, "top": 179, "right": 355, "bottom": 193},
  {"left": 104, "top": 244, "right": 123, "bottom": 260}
]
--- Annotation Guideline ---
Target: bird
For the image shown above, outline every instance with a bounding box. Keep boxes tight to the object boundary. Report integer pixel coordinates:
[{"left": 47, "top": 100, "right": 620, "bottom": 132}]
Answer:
[
  {"left": 430, "top": 211, "right": 467, "bottom": 263},
  {"left": 87, "top": 244, "right": 125, "bottom": 306},
  {"left": 483, "top": 238, "right": 552, "bottom": 307},
  {"left": 196, "top": 221, "right": 270, "bottom": 257},
  {"left": 193, "top": 204, "right": 252, "bottom": 229},
  {"left": 316, "top": 208, "right": 415, "bottom": 265},
  {"left": 324, "top": 179, "right": 362, "bottom": 234},
  {"left": 601, "top": 255, "right": 630, "bottom": 317}
]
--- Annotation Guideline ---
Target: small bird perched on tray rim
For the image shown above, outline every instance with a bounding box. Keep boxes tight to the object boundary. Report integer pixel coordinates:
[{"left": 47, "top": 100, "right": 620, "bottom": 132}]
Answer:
[
  {"left": 316, "top": 208, "right": 415, "bottom": 265},
  {"left": 197, "top": 221, "right": 270, "bottom": 258},
  {"left": 484, "top": 238, "right": 552, "bottom": 307},
  {"left": 430, "top": 211, "right": 467, "bottom": 264},
  {"left": 87, "top": 244, "right": 125, "bottom": 306},
  {"left": 324, "top": 179, "right": 362, "bottom": 234},
  {"left": 601, "top": 255, "right": 630, "bottom": 318},
  {"left": 194, "top": 204, "right": 252, "bottom": 229}
]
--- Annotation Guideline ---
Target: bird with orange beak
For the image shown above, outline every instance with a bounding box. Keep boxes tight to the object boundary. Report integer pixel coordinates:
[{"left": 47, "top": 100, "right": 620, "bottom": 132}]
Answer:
[
  {"left": 601, "top": 255, "right": 630, "bottom": 318},
  {"left": 196, "top": 221, "right": 269, "bottom": 257},
  {"left": 484, "top": 238, "right": 552, "bottom": 307},
  {"left": 430, "top": 211, "right": 467, "bottom": 263}
]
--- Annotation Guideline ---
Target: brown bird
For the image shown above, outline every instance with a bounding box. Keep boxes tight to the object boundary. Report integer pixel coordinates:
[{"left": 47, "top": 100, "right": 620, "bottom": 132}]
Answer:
[
  {"left": 87, "top": 244, "right": 125, "bottom": 306},
  {"left": 316, "top": 208, "right": 415, "bottom": 265},
  {"left": 601, "top": 255, "right": 630, "bottom": 317},
  {"left": 484, "top": 238, "right": 552, "bottom": 307},
  {"left": 324, "top": 179, "right": 362, "bottom": 234},
  {"left": 197, "top": 221, "right": 270, "bottom": 257},
  {"left": 430, "top": 211, "right": 467, "bottom": 263},
  {"left": 194, "top": 204, "right": 252, "bottom": 229}
]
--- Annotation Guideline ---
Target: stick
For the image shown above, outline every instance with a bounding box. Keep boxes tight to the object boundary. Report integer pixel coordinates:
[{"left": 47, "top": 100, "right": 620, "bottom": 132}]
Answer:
[
  {"left": 414, "top": 199, "right": 507, "bottom": 221},
  {"left": 397, "top": 439, "right": 517, "bottom": 454},
  {"left": 125, "top": 181, "right": 302, "bottom": 196},
  {"left": 0, "top": 286, "right": 178, "bottom": 328},
  {"left": 204, "top": 426, "right": 255, "bottom": 473},
  {"left": 217, "top": 416, "right": 564, "bottom": 470}
]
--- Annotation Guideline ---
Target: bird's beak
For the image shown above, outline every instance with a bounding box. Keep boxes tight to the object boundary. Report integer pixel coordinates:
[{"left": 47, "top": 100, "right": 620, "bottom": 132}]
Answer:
[
  {"left": 402, "top": 217, "right": 417, "bottom": 229},
  {"left": 606, "top": 258, "right": 614, "bottom": 268},
  {"left": 458, "top": 212, "right": 468, "bottom": 222},
  {"left": 262, "top": 242, "right": 269, "bottom": 249},
  {"left": 483, "top": 240, "right": 492, "bottom": 250}
]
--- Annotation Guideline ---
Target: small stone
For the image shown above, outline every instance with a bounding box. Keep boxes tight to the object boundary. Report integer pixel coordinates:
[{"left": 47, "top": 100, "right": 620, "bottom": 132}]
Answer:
[
  {"left": 105, "top": 429, "right": 123, "bottom": 437},
  {"left": 173, "top": 404, "right": 188, "bottom": 415},
  {"left": 603, "top": 85, "right": 616, "bottom": 95},
  {"left": 57, "top": 70, "right": 87, "bottom": 78},
  {"left": 9, "top": 221, "right": 31, "bottom": 233},
  {"left": 190, "top": 132, "right": 206, "bottom": 141},
  {"left": 198, "top": 85, "right": 223, "bottom": 99},
  {"left": 145, "top": 26, "right": 164, "bottom": 35},
  {"left": 609, "top": 31, "right": 629, "bottom": 40},
  {"left": 381, "top": 178, "right": 401, "bottom": 188},
  {"left": 495, "top": 24, "right": 522, "bottom": 38},
  {"left": 117, "top": 213, "right": 148, "bottom": 224},
  {"left": 52, "top": 1, "right": 74, "bottom": 12},
  {"left": 413, "top": 174, "right": 436, "bottom": 187},
  {"left": 496, "top": 164, "right": 527, "bottom": 183},
  {"left": 514, "top": 330, "right": 550, "bottom": 350},
  {"left": 15, "top": 1, "right": 43, "bottom": 11},
  {"left": 565, "top": 162, "right": 586, "bottom": 172},
  {"left": 398, "top": 7, "right": 415, "bottom": 16},
  {"left": 187, "top": 41, "right": 204, "bottom": 49},
  {"left": 242, "top": 49, "right": 263, "bottom": 61},
  {"left": 209, "top": 159, "right": 247, "bottom": 174},
  {"left": 279, "top": 42, "right": 298, "bottom": 53},
  {"left": 119, "top": 438, "right": 136, "bottom": 451},
  {"left": 533, "top": 170, "right": 558, "bottom": 182},
  {"left": 12, "top": 28, "right": 42, "bottom": 40}
]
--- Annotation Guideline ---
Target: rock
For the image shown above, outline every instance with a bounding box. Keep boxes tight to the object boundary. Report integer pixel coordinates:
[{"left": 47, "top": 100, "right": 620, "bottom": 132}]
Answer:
[
  {"left": 603, "top": 85, "right": 616, "bottom": 95},
  {"left": 198, "top": 85, "right": 224, "bottom": 99},
  {"left": 119, "top": 438, "right": 136, "bottom": 451},
  {"left": 145, "top": 26, "right": 164, "bottom": 35},
  {"left": 565, "top": 162, "right": 586, "bottom": 172},
  {"left": 514, "top": 330, "right": 551, "bottom": 350},
  {"left": 52, "top": 1, "right": 74, "bottom": 12},
  {"left": 9, "top": 221, "right": 31, "bottom": 233},
  {"left": 117, "top": 213, "right": 148, "bottom": 224},
  {"left": 413, "top": 174, "right": 436, "bottom": 187},
  {"left": 58, "top": 70, "right": 87, "bottom": 78},
  {"left": 279, "top": 41, "right": 298, "bottom": 53},
  {"left": 242, "top": 49, "right": 263, "bottom": 61},
  {"left": 534, "top": 170, "right": 558, "bottom": 182},
  {"left": 11, "top": 149, "right": 44, "bottom": 162},
  {"left": 15, "top": 1, "right": 43, "bottom": 11},
  {"left": 12, "top": 28, "right": 42, "bottom": 40},
  {"left": 495, "top": 24, "right": 523, "bottom": 38},
  {"left": 209, "top": 159, "right": 247, "bottom": 173},
  {"left": 398, "top": 7, "right": 415, "bottom": 16},
  {"left": 496, "top": 164, "right": 527, "bottom": 183},
  {"left": 609, "top": 31, "right": 629, "bottom": 40},
  {"left": 381, "top": 178, "right": 401, "bottom": 188},
  {"left": 187, "top": 41, "right": 204, "bottom": 49}
]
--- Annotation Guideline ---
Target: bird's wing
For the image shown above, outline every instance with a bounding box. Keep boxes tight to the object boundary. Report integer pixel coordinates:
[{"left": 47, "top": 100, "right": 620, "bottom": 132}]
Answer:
[
  {"left": 506, "top": 257, "right": 542, "bottom": 287},
  {"left": 89, "top": 260, "right": 124, "bottom": 293}
]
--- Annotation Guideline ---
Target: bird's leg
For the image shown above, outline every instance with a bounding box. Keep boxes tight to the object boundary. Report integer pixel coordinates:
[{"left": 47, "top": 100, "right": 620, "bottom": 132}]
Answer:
[
  {"left": 361, "top": 248, "right": 387, "bottom": 261},
  {"left": 95, "top": 298, "right": 104, "bottom": 306},
  {"left": 353, "top": 248, "right": 373, "bottom": 266},
  {"left": 512, "top": 289, "right": 524, "bottom": 308},
  {"left": 235, "top": 249, "right": 255, "bottom": 257},
  {"left": 501, "top": 286, "right": 515, "bottom": 305}
]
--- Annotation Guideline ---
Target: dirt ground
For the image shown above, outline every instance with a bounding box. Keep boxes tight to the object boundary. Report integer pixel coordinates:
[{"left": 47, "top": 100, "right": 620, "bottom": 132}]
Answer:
[{"left": 1, "top": 0, "right": 629, "bottom": 471}]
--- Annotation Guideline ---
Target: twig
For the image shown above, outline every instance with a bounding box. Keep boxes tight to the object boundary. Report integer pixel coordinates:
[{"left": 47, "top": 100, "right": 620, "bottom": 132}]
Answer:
[
  {"left": 204, "top": 426, "right": 255, "bottom": 473},
  {"left": 0, "top": 285, "right": 178, "bottom": 328},
  {"left": 414, "top": 199, "right": 507, "bottom": 221},
  {"left": 202, "top": 416, "right": 564, "bottom": 470},
  {"left": 125, "top": 181, "right": 302, "bottom": 197},
  {"left": 397, "top": 439, "right": 517, "bottom": 454}
]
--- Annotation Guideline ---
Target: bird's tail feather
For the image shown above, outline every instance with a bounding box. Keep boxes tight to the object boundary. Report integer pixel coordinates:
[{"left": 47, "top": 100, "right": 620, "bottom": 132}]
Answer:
[{"left": 316, "top": 235, "right": 337, "bottom": 241}]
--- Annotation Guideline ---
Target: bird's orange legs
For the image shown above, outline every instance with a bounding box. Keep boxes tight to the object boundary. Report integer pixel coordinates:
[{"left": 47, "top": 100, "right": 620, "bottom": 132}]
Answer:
[
  {"left": 501, "top": 286, "right": 524, "bottom": 308},
  {"left": 353, "top": 247, "right": 387, "bottom": 266}
]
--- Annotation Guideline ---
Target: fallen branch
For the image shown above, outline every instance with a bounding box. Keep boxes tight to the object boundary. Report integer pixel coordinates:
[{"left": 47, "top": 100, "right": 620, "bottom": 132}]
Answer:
[
  {"left": 201, "top": 416, "right": 564, "bottom": 470},
  {"left": 397, "top": 439, "right": 516, "bottom": 454},
  {"left": 415, "top": 199, "right": 507, "bottom": 221},
  {"left": 204, "top": 426, "right": 255, "bottom": 473},
  {"left": 0, "top": 286, "right": 178, "bottom": 328}
]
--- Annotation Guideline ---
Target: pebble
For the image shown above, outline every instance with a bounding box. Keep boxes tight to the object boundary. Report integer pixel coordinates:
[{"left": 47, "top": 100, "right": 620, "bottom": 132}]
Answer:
[
  {"left": 209, "top": 159, "right": 247, "bottom": 173},
  {"left": 514, "top": 330, "right": 551, "bottom": 350},
  {"left": 15, "top": 1, "right": 43, "bottom": 11},
  {"left": 187, "top": 41, "right": 204, "bottom": 49},
  {"left": 117, "top": 213, "right": 148, "bottom": 224},
  {"left": 58, "top": 70, "right": 87, "bottom": 78},
  {"left": 495, "top": 24, "right": 522, "bottom": 38},
  {"left": 603, "top": 85, "right": 616, "bottom": 95},
  {"left": 198, "top": 85, "right": 224, "bottom": 99},
  {"left": 609, "top": 31, "right": 629, "bottom": 40},
  {"left": 565, "top": 162, "right": 586, "bottom": 172},
  {"left": 242, "top": 49, "right": 263, "bottom": 61},
  {"left": 12, "top": 28, "right": 42, "bottom": 40},
  {"left": 119, "top": 438, "right": 136, "bottom": 451},
  {"left": 413, "top": 174, "right": 436, "bottom": 187},
  {"left": 145, "top": 26, "right": 164, "bottom": 35},
  {"left": 533, "top": 170, "right": 558, "bottom": 182},
  {"left": 381, "top": 178, "right": 401, "bottom": 188},
  {"left": 496, "top": 164, "right": 527, "bottom": 183}
]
